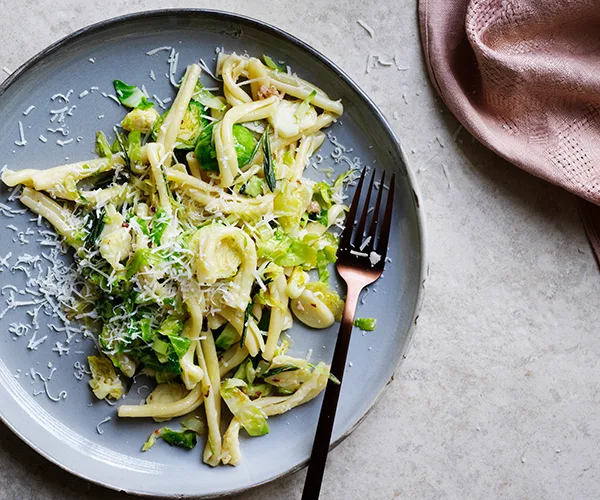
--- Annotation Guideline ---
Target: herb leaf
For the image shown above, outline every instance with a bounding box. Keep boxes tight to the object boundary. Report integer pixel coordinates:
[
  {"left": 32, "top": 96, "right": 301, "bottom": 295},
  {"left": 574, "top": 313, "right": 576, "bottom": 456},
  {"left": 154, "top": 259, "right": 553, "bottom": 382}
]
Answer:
[
  {"left": 263, "top": 127, "right": 276, "bottom": 192},
  {"left": 263, "top": 365, "right": 299, "bottom": 378},
  {"left": 85, "top": 208, "right": 105, "bottom": 248}
]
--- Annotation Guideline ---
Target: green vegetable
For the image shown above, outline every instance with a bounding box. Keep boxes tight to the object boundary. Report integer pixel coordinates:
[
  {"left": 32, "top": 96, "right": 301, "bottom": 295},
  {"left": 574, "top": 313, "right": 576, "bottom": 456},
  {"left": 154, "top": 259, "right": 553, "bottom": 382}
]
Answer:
[
  {"left": 158, "top": 317, "right": 184, "bottom": 337},
  {"left": 139, "top": 317, "right": 152, "bottom": 343},
  {"left": 353, "top": 317, "right": 377, "bottom": 331},
  {"left": 122, "top": 108, "right": 159, "bottom": 134},
  {"left": 152, "top": 337, "right": 170, "bottom": 363},
  {"left": 126, "top": 249, "right": 149, "bottom": 279},
  {"left": 257, "top": 229, "right": 317, "bottom": 268},
  {"left": 305, "top": 281, "right": 344, "bottom": 320},
  {"left": 282, "top": 150, "right": 294, "bottom": 166},
  {"left": 95, "top": 131, "right": 112, "bottom": 158},
  {"left": 153, "top": 100, "right": 208, "bottom": 150},
  {"left": 277, "top": 388, "right": 295, "bottom": 395},
  {"left": 316, "top": 249, "right": 330, "bottom": 282},
  {"left": 295, "top": 90, "right": 317, "bottom": 121},
  {"left": 195, "top": 124, "right": 257, "bottom": 172},
  {"left": 162, "top": 429, "right": 196, "bottom": 448},
  {"left": 333, "top": 169, "right": 358, "bottom": 193},
  {"left": 274, "top": 180, "right": 312, "bottom": 232},
  {"left": 136, "top": 347, "right": 181, "bottom": 375},
  {"left": 168, "top": 335, "right": 191, "bottom": 359},
  {"left": 113, "top": 80, "right": 154, "bottom": 110},
  {"left": 262, "top": 365, "right": 299, "bottom": 378},
  {"left": 220, "top": 378, "right": 269, "bottom": 437},
  {"left": 127, "top": 130, "right": 144, "bottom": 163},
  {"left": 112, "top": 126, "right": 130, "bottom": 170},
  {"left": 150, "top": 207, "right": 170, "bottom": 245},
  {"left": 263, "top": 127, "right": 276, "bottom": 192},
  {"left": 262, "top": 54, "right": 285, "bottom": 72},
  {"left": 247, "top": 382, "right": 273, "bottom": 399},
  {"left": 180, "top": 412, "right": 207, "bottom": 435},
  {"left": 240, "top": 297, "right": 258, "bottom": 349},
  {"left": 142, "top": 428, "right": 197, "bottom": 451},
  {"left": 313, "top": 182, "right": 333, "bottom": 209},
  {"left": 87, "top": 355, "right": 123, "bottom": 400},
  {"left": 233, "top": 358, "right": 256, "bottom": 384},
  {"left": 85, "top": 208, "right": 106, "bottom": 248},
  {"left": 240, "top": 176, "right": 264, "bottom": 198},
  {"left": 192, "top": 82, "right": 226, "bottom": 111},
  {"left": 215, "top": 323, "right": 239, "bottom": 351},
  {"left": 231, "top": 125, "right": 258, "bottom": 167}
]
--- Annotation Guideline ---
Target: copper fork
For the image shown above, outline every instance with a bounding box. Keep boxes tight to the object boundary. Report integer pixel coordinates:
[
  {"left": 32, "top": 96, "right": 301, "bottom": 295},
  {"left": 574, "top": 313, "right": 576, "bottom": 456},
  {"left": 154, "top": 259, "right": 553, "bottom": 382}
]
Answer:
[{"left": 302, "top": 167, "right": 396, "bottom": 500}]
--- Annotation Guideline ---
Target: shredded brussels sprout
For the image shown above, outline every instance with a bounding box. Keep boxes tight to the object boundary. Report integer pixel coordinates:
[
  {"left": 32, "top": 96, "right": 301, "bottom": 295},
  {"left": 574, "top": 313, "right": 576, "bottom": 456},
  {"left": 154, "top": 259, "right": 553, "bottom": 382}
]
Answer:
[
  {"left": 354, "top": 317, "right": 377, "bottom": 331},
  {"left": 113, "top": 80, "right": 154, "bottom": 109},
  {"left": 88, "top": 356, "right": 123, "bottom": 400}
]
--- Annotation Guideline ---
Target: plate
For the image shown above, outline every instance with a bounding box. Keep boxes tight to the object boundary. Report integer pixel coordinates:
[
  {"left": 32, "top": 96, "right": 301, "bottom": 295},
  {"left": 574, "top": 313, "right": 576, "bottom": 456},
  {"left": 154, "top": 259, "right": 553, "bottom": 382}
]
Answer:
[{"left": 0, "top": 9, "right": 425, "bottom": 498}]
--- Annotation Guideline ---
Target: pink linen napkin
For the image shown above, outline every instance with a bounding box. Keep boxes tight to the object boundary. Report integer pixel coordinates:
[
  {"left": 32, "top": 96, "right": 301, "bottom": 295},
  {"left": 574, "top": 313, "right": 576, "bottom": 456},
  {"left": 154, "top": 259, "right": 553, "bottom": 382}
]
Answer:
[{"left": 419, "top": 0, "right": 600, "bottom": 261}]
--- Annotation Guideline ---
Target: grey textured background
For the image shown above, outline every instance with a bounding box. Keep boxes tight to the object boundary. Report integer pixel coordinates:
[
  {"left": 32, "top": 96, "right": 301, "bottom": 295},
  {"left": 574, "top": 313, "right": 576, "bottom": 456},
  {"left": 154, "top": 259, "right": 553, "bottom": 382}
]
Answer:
[{"left": 0, "top": 1, "right": 598, "bottom": 499}]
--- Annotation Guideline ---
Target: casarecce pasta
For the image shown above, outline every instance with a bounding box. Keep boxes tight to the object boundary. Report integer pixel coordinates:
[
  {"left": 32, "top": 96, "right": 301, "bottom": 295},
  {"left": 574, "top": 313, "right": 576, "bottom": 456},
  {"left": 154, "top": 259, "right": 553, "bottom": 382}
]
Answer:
[{"left": 2, "top": 52, "right": 352, "bottom": 466}]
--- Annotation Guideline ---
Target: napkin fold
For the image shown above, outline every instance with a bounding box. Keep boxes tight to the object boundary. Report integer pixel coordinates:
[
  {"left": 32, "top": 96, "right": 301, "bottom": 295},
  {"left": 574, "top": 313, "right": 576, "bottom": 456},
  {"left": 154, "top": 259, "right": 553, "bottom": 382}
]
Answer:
[{"left": 419, "top": 0, "right": 600, "bottom": 261}]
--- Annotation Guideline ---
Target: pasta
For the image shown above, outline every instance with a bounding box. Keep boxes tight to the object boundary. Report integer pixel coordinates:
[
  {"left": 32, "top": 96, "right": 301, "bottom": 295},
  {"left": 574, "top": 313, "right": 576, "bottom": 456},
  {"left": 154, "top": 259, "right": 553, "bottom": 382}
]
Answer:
[{"left": 1, "top": 52, "right": 352, "bottom": 467}]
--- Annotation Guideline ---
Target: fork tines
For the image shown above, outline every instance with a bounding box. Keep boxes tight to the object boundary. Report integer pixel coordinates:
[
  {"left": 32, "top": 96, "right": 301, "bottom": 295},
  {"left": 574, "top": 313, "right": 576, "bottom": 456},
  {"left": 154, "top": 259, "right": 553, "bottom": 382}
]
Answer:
[{"left": 339, "top": 167, "right": 395, "bottom": 266}]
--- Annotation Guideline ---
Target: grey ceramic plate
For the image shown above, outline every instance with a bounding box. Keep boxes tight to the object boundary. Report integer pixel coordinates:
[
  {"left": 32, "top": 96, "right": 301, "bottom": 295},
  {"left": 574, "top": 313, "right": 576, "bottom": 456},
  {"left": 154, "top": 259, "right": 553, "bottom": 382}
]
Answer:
[{"left": 0, "top": 9, "right": 425, "bottom": 498}]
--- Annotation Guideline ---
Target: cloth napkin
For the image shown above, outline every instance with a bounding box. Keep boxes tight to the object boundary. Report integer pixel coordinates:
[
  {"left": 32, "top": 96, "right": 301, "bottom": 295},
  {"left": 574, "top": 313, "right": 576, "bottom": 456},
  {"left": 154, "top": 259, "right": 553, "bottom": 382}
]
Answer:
[{"left": 419, "top": 0, "right": 600, "bottom": 261}]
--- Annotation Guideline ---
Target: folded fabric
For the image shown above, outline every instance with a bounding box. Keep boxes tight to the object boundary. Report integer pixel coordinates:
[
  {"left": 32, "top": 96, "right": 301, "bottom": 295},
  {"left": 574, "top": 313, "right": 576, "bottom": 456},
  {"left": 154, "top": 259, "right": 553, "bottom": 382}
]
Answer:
[{"left": 419, "top": 0, "right": 600, "bottom": 261}]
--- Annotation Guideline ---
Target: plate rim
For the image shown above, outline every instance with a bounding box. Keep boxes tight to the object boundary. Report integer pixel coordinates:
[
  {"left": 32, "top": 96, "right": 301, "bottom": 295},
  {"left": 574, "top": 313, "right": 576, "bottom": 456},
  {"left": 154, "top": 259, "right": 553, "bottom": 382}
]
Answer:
[{"left": 0, "top": 8, "right": 428, "bottom": 498}]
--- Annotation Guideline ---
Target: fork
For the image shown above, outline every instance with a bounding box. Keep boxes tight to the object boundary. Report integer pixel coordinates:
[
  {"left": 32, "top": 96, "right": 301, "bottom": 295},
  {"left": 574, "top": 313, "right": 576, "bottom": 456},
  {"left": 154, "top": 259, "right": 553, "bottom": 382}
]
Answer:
[{"left": 302, "top": 167, "right": 395, "bottom": 500}]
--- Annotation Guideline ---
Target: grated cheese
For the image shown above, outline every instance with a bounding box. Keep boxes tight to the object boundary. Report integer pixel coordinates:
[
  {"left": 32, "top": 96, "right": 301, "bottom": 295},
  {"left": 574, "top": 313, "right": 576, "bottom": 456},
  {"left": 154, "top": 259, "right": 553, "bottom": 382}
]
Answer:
[
  {"left": 51, "top": 90, "right": 73, "bottom": 102},
  {"left": 52, "top": 341, "right": 70, "bottom": 356},
  {"left": 369, "top": 251, "right": 381, "bottom": 266},
  {"left": 168, "top": 49, "right": 180, "bottom": 87},
  {"left": 146, "top": 46, "right": 172, "bottom": 56},
  {"left": 14, "top": 121, "right": 27, "bottom": 146},
  {"left": 96, "top": 416, "right": 111, "bottom": 434},
  {"left": 359, "top": 236, "right": 371, "bottom": 252},
  {"left": 47, "top": 126, "right": 69, "bottom": 136},
  {"left": 153, "top": 94, "right": 166, "bottom": 109},
  {"left": 101, "top": 92, "right": 121, "bottom": 105},
  {"left": 198, "top": 58, "right": 221, "bottom": 81},
  {"left": 23, "top": 105, "right": 35, "bottom": 116},
  {"left": 357, "top": 20, "right": 374, "bottom": 38}
]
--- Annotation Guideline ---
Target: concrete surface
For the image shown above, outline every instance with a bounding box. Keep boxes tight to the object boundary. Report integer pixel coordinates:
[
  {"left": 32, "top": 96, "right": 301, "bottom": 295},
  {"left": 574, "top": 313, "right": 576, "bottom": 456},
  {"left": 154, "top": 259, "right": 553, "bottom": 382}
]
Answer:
[{"left": 1, "top": 1, "right": 599, "bottom": 499}]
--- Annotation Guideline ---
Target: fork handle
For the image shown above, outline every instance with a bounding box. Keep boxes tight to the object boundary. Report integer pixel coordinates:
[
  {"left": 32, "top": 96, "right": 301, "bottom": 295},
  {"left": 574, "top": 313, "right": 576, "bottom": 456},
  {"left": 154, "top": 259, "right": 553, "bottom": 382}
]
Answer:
[{"left": 302, "top": 285, "right": 363, "bottom": 500}]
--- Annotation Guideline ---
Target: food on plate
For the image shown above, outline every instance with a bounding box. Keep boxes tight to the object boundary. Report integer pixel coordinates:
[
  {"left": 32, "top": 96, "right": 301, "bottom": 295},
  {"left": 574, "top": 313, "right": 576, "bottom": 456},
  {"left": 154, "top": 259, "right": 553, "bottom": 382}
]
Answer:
[{"left": 2, "top": 52, "right": 354, "bottom": 466}]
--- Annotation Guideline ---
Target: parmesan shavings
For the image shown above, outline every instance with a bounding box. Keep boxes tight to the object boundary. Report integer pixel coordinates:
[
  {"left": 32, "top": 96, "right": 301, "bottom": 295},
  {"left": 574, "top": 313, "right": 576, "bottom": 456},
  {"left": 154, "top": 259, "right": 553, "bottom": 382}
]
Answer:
[
  {"left": 14, "top": 121, "right": 27, "bottom": 146},
  {"left": 369, "top": 251, "right": 381, "bottom": 266},
  {"left": 168, "top": 48, "right": 179, "bottom": 87},
  {"left": 357, "top": 20, "right": 374, "bottom": 38},
  {"left": 96, "top": 416, "right": 111, "bottom": 434},
  {"left": 51, "top": 90, "right": 73, "bottom": 103},
  {"left": 146, "top": 46, "right": 172, "bottom": 56}
]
